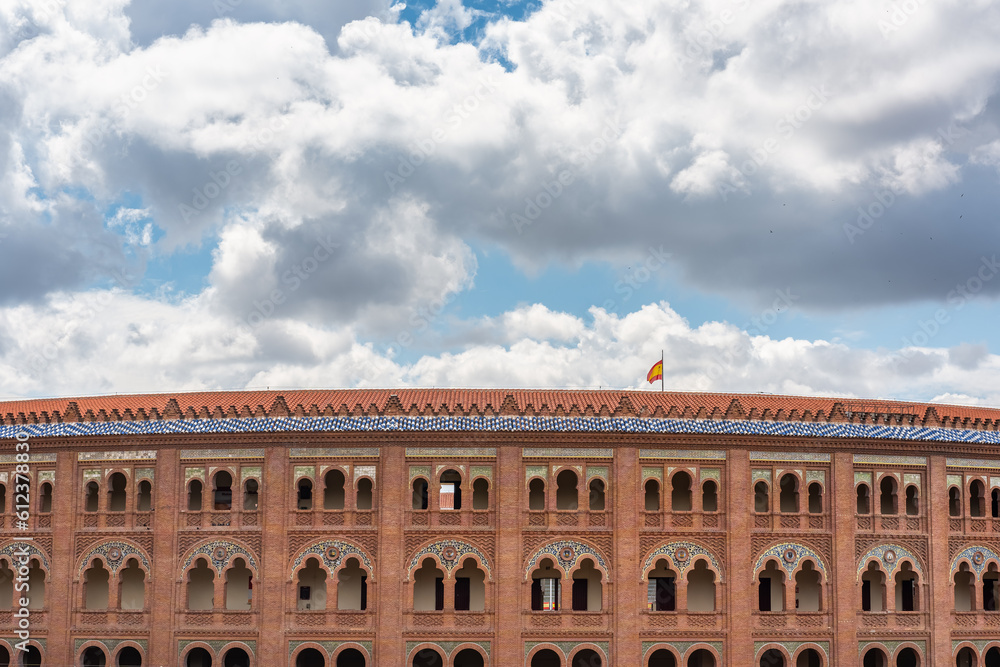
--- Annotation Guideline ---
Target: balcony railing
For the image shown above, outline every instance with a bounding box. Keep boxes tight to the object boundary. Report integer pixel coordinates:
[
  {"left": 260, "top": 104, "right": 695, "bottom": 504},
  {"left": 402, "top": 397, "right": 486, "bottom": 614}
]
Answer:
[
  {"left": 643, "top": 510, "right": 724, "bottom": 531},
  {"left": 641, "top": 610, "right": 722, "bottom": 631},
  {"left": 754, "top": 512, "right": 830, "bottom": 531},
  {"left": 855, "top": 514, "right": 927, "bottom": 533},
  {"left": 405, "top": 610, "right": 494, "bottom": 630},
  {"left": 288, "top": 509, "right": 378, "bottom": 529},
  {"left": 523, "top": 510, "right": 611, "bottom": 529},
  {"left": 856, "top": 610, "right": 927, "bottom": 631},
  {"left": 406, "top": 509, "right": 494, "bottom": 528},
  {"left": 522, "top": 610, "right": 610, "bottom": 631},
  {"left": 289, "top": 609, "right": 375, "bottom": 629}
]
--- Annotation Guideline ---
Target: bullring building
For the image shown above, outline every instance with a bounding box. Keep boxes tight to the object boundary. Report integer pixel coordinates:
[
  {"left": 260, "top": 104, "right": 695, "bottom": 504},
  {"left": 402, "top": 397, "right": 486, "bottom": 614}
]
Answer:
[{"left": 0, "top": 388, "right": 999, "bottom": 666}]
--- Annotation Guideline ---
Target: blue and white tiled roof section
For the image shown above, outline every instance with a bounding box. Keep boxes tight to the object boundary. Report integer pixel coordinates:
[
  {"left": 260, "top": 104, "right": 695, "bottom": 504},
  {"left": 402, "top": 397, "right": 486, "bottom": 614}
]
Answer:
[{"left": 2, "top": 415, "right": 1000, "bottom": 445}]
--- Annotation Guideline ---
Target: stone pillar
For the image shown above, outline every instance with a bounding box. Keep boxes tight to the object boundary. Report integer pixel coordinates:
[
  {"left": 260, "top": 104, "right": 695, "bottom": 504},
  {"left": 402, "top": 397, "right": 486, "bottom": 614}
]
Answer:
[
  {"left": 832, "top": 452, "right": 858, "bottom": 666},
  {"left": 149, "top": 447, "right": 178, "bottom": 666},
  {"left": 614, "top": 444, "right": 640, "bottom": 664},
  {"left": 375, "top": 442, "right": 405, "bottom": 661},
  {"left": 495, "top": 443, "right": 521, "bottom": 665},
  {"left": 727, "top": 448, "right": 752, "bottom": 662}
]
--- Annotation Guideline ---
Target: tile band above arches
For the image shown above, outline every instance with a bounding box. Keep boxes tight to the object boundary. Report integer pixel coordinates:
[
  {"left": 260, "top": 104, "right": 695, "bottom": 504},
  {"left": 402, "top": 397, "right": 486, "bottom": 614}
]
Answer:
[
  {"left": 642, "top": 540, "right": 723, "bottom": 582},
  {"left": 525, "top": 539, "right": 609, "bottom": 581},
  {"left": 290, "top": 539, "right": 374, "bottom": 579},
  {"left": 856, "top": 543, "right": 922, "bottom": 581},
  {"left": 408, "top": 539, "right": 491, "bottom": 578},
  {"left": 754, "top": 542, "right": 827, "bottom": 580}
]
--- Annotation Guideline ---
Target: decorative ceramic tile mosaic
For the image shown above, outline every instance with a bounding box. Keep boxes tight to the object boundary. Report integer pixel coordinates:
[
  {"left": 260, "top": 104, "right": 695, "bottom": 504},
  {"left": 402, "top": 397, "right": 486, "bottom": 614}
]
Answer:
[
  {"left": 406, "top": 447, "right": 495, "bottom": 458},
  {"left": 853, "top": 454, "right": 927, "bottom": 465},
  {"left": 469, "top": 465, "right": 493, "bottom": 482},
  {"left": 948, "top": 457, "right": 1000, "bottom": 469},
  {"left": 754, "top": 542, "right": 827, "bottom": 579},
  {"left": 241, "top": 466, "right": 261, "bottom": 482},
  {"left": 858, "top": 640, "right": 924, "bottom": 656},
  {"left": 642, "top": 466, "right": 663, "bottom": 482},
  {"left": 525, "top": 447, "right": 612, "bottom": 458},
  {"left": 0, "top": 541, "right": 49, "bottom": 571},
  {"left": 409, "top": 539, "right": 491, "bottom": 577},
  {"left": 525, "top": 465, "right": 547, "bottom": 482},
  {"left": 640, "top": 449, "right": 725, "bottom": 460},
  {"left": 182, "top": 539, "right": 258, "bottom": 575},
  {"left": 525, "top": 540, "right": 609, "bottom": 580},
  {"left": 354, "top": 465, "right": 376, "bottom": 484},
  {"left": 290, "top": 447, "right": 379, "bottom": 458},
  {"left": 78, "top": 540, "right": 150, "bottom": 575},
  {"left": 642, "top": 541, "right": 722, "bottom": 580},
  {"left": 587, "top": 465, "right": 609, "bottom": 481},
  {"left": 752, "top": 469, "right": 772, "bottom": 483},
  {"left": 951, "top": 544, "right": 1000, "bottom": 577},
  {"left": 0, "top": 453, "right": 55, "bottom": 463},
  {"left": 293, "top": 465, "right": 315, "bottom": 480},
  {"left": 903, "top": 473, "right": 921, "bottom": 490},
  {"left": 78, "top": 450, "right": 156, "bottom": 461},
  {"left": 524, "top": 642, "right": 608, "bottom": 659},
  {"left": 701, "top": 468, "right": 721, "bottom": 482},
  {"left": 751, "top": 451, "right": 830, "bottom": 462},
  {"left": 854, "top": 471, "right": 872, "bottom": 486},
  {"left": 291, "top": 538, "right": 374, "bottom": 577},
  {"left": 640, "top": 642, "right": 723, "bottom": 661},
  {"left": 805, "top": 470, "right": 825, "bottom": 485},
  {"left": 179, "top": 448, "right": 264, "bottom": 459},
  {"left": 3, "top": 415, "right": 998, "bottom": 448},
  {"left": 947, "top": 474, "right": 963, "bottom": 488},
  {"left": 856, "top": 543, "right": 922, "bottom": 580},
  {"left": 38, "top": 470, "right": 54, "bottom": 483},
  {"left": 409, "top": 465, "right": 431, "bottom": 482}
]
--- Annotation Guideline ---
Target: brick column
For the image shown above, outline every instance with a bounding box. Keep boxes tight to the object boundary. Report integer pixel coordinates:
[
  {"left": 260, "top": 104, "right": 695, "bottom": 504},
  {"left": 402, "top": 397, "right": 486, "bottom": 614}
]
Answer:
[
  {"left": 614, "top": 445, "right": 639, "bottom": 664},
  {"left": 727, "top": 448, "right": 752, "bottom": 662},
  {"left": 149, "top": 447, "right": 178, "bottom": 666},
  {"left": 929, "top": 454, "right": 952, "bottom": 666},
  {"left": 496, "top": 443, "right": 521, "bottom": 665},
  {"left": 45, "top": 450, "right": 75, "bottom": 666},
  {"left": 258, "top": 446, "right": 289, "bottom": 665},
  {"left": 832, "top": 452, "right": 858, "bottom": 666},
  {"left": 376, "top": 442, "right": 405, "bottom": 661}
]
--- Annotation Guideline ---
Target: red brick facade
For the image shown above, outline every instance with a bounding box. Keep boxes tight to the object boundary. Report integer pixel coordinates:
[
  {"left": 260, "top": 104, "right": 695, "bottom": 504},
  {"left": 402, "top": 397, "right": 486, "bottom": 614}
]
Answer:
[{"left": 1, "top": 389, "right": 1000, "bottom": 666}]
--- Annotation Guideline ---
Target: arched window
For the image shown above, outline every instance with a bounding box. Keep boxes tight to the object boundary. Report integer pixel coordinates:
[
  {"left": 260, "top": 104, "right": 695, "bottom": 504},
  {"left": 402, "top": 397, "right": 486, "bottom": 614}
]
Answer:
[
  {"left": 118, "top": 646, "right": 143, "bottom": 667},
  {"left": 954, "top": 562, "right": 975, "bottom": 611},
  {"left": 687, "top": 649, "right": 716, "bottom": 667},
  {"left": 687, "top": 559, "right": 715, "bottom": 611},
  {"left": 796, "top": 649, "right": 822, "bottom": 667},
  {"left": 297, "top": 478, "right": 313, "bottom": 510},
  {"left": 356, "top": 478, "right": 373, "bottom": 510},
  {"left": 296, "top": 648, "right": 326, "bottom": 667},
  {"left": 85, "top": 481, "right": 100, "bottom": 512},
  {"left": 702, "top": 480, "right": 718, "bottom": 512},
  {"left": 187, "top": 558, "right": 214, "bottom": 610},
  {"left": 993, "top": 488, "right": 1000, "bottom": 518},
  {"left": 904, "top": 485, "right": 918, "bottom": 516},
  {"left": 222, "top": 648, "right": 250, "bottom": 667},
  {"left": 0, "top": 560, "right": 13, "bottom": 609},
  {"left": 986, "top": 647, "right": 1000, "bottom": 667},
  {"left": 338, "top": 557, "right": 368, "bottom": 610},
  {"left": 648, "top": 649, "right": 677, "bottom": 667},
  {"left": 807, "top": 483, "right": 822, "bottom": 514},
  {"left": 530, "top": 558, "right": 561, "bottom": 611},
  {"left": 671, "top": 472, "right": 692, "bottom": 512},
  {"left": 779, "top": 474, "right": 799, "bottom": 513},
  {"left": 879, "top": 477, "right": 898, "bottom": 515},
  {"left": 81, "top": 647, "right": 107, "bottom": 667},
  {"left": 957, "top": 647, "right": 978, "bottom": 667},
  {"left": 26, "top": 559, "right": 44, "bottom": 608},
  {"left": 645, "top": 479, "right": 661, "bottom": 511},
  {"left": 894, "top": 561, "right": 918, "bottom": 611},
  {"left": 187, "top": 480, "right": 203, "bottom": 512},
  {"left": 528, "top": 479, "right": 545, "bottom": 510},
  {"left": 84, "top": 560, "right": 110, "bottom": 609},
  {"left": 454, "top": 648, "right": 485, "bottom": 667},
  {"left": 856, "top": 484, "right": 871, "bottom": 514},
  {"left": 296, "top": 557, "right": 327, "bottom": 610},
  {"left": 589, "top": 479, "right": 606, "bottom": 511},
  {"left": 754, "top": 482, "right": 769, "bottom": 513},
  {"left": 413, "top": 558, "right": 444, "bottom": 611},
  {"left": 571, "top": 558, "right": 602, "bottom": 611},
  {"left": 757, "top": 560, "right": 784, "bottom": 611},
  {"left": 213, "top": 471, "right": 232, "bottom": 511},
  {"left": 895, "top": 647, "right": 918, "bottom": 667},
  {"left": 795, "top": 561, "right": 822, "bottom": 611},
  {"left": 971, "top": 480, "right": 987, "bottom": 517},
  {"left": 985, "top": 563, "right": 1000, "bottom": 612},
  {"left": 38, "top": 483, "right": 52, "bottom": 514},
  {"left": 325, "top": 469, "right": 346, "bottom": 509},
  {"left": 949, "top": 487, "right": 962, "bottom": 516},
  {"left": 108, "top": 473, "right": 127, "bottom": 512},
  {"left": 413, "top": 649, "right": 444, "bottom": 667},
  {"left": 454, "top": 558, "right": 486, "bottom": 611},
  {"left": 412, "top": 479, "right": 429, "bottom": 510},
  {"left": 440, "top": 469, "right": 462, "bottom": 510},
  {"left": 243, "top": 479, "right": 258, "bottom": 511},
  {"left": 225, "top": 558, "right": 252, "bottom": 610},
  {"left": 472, "top": 478, "right": 489, "bottom": 510},
  {"left": 185, "top": 647, "right": 212, "bottom": 667},
  {"left": 120, "top": 558, "right": 145, "bottom": 610},
  {"left": 0, "top": 484, "right": 5, "bottom": 514},
  {"left": 861, "top": 561, "right": 885, "bottom": 612},
  {"left": 137, "top": 480, "right": 152, "bottom": 511},
  {"left": 647, "top": 558, "right": 676, "bottom": 611},
  {"left": 759, "top": 650, "right": 784, "bottom": 667},
  {"left": 574, "top": 649, "right": 602, "bottom": 666},
  {"left": 336, "top": 650, "right": 366, "bottom": 667},
  {"left": 556, "top": 470, "right": 578, "bottom": 510}
]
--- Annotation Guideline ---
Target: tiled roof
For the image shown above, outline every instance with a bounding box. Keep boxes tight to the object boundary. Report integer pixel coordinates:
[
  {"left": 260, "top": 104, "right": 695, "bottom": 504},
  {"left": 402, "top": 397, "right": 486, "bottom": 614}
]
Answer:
[{"left": 0, "top": 388, "right": 997, "bottom": 430}]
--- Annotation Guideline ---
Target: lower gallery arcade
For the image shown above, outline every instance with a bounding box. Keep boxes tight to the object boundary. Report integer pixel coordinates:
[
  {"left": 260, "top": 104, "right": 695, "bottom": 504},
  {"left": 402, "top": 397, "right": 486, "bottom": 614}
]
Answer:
[{"left": 1, "top": 389, "right": 999, "bottom": 666}]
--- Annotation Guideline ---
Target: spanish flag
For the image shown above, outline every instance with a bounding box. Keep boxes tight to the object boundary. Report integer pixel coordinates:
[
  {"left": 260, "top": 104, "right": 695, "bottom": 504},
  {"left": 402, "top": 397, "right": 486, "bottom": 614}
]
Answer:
[{"left": 647, "top": 360, "right": 663, "bottom": 384}]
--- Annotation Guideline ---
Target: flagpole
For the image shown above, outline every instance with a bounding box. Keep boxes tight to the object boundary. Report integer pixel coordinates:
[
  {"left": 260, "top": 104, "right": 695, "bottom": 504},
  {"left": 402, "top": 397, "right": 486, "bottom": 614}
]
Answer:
[{"left": 661, "top": 349, "right": 664, "bottom": 393}]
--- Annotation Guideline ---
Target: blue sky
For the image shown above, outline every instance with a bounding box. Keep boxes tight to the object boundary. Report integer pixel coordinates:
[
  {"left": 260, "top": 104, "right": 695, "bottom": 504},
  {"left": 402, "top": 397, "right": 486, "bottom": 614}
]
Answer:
[{"left": 2, "top": 0, "right": 1000, "bottom": 403}]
